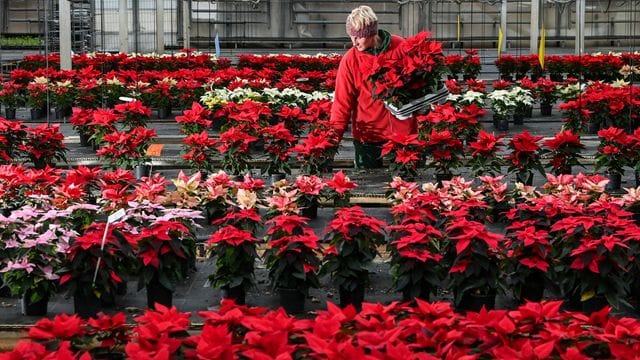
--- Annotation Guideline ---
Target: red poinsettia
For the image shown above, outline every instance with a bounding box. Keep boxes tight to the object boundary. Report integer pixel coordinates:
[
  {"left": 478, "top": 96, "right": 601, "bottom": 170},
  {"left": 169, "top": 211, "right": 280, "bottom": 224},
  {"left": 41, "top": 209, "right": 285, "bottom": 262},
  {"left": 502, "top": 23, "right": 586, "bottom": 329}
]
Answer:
[
  {"left": 542, "top": 130, "right": 584, "bottom": 175},
  {"left": 381, "top": 132, "right": 425, "bottom": 179},
  {"left": 505, "top": 130, "right": 545, "bottom": 183},
  {"left": 369, "top": 31, "right": 447, "bottom": 107},
  {"left": 175, "top": 102, "right": 212, "bottom": 135},
  {"left": 182, "top": 130, "right": 217, "bottom": 173}
]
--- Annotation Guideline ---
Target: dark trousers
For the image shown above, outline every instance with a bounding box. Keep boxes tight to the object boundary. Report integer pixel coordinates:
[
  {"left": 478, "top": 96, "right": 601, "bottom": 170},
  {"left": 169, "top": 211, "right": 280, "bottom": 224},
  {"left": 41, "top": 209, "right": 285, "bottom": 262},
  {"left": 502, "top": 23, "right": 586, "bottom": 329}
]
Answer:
[{"left": 354, "top": 140, "right": 384, "bottom": 169}]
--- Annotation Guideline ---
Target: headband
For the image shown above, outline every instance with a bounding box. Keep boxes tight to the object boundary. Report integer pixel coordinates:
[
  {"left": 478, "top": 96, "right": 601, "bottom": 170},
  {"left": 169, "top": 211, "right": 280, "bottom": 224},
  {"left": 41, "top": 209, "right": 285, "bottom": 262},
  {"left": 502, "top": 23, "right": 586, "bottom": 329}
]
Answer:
[{"left": 346, "top": 21, "right": 378, "bottom": 38}]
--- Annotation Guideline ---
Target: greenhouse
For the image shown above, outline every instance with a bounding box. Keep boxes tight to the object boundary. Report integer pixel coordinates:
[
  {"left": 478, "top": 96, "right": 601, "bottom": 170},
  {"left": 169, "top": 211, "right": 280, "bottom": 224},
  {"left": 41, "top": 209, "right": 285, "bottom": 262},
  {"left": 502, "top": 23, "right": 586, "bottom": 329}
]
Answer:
[{"left": 0, "top": 0, "right": 640, "bottom": 358}]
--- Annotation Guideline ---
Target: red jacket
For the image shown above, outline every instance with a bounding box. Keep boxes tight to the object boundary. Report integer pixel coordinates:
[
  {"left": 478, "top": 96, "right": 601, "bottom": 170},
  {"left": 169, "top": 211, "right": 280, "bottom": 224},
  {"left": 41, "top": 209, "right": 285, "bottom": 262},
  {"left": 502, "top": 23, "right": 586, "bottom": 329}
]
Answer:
[{"left": 330, "top": 34, "right": 416, "bottom": 143}]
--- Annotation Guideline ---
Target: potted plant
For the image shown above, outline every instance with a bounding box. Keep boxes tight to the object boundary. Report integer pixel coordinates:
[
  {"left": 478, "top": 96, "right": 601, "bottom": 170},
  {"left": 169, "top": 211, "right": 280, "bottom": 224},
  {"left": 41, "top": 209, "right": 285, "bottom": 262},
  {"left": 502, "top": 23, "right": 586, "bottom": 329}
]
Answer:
[
  {"left": 260, "top": 122, "right": 297, "bottom": 181},
  {"left": 216, "top": 125, "right": 258, "bottom": 176},
  {"left": 542, "top": 130, "right": 584, "bottom": 175},
  {"left": 320, "top": 206, "right": 386, "bottom": 309},
  {"left": 292, "top": 128, "right": 337, "bottom": 175},
  {"left": 444, "top": 54, "right": 465, "bottom": 80},
  {"left": 322, "top": 170, "right": 357, "bottom": 208},
  {"left": 51, "top": 80, "right": 75, "bottom": 119},
  {"left": 387, "top": 222, "right": 444, "bottom": 302},
  {"left": 263, "top": 214, "right": 321, "bottom": 314},
  {"left": 26, "top": 77, "right": 49, "bottom": 120},
  {"left": 595, "top": 127, "right": 631, "bottom": 191},
  {"left": 0, "top": 204, "right": 74, "bottom": 315},
  {"left": 466, "top": 130, "right": 505, "bottom": 177},
  {"left": 113, "top": 100, "right": 152, "bottom": 130},
  {"left": 444, "top": 217, "right": 504, "bottom": 312},
  {"left": 58, "top": 222, "right": 131, "bottom": 318},
  {"left": 181, "top": 131, "right": 217, "bottom": 175},
  {"left": 96, "top": 126, "right": 157, "bottom": 178},
  {"left": 293, "top": 175, "right": 324, "bottom": 219},
  {"left": 69, "top": 108, "right": 95, "bottom": 147},
  {"left": 142, "top": 77, "right": 176, "bottom": 119},
  {"left": 505, "top": 130, "right": 545, "bottom": 185},
  {"left": 0, "top": 81, "right": 25, "bottom": 119},
  {"left": 502, "top": 219, "right": 551, "bottom": 303},
  {"left": 199, "top": 170, "right": 233, "bottom": 224},
  {"left": 494, "top": 55, "right": 517, "bottom": 81},
  {"left": 487, "top": 89, "right": 516, "bottom": 131},
  {"left": 462, "top": 49, "right": 481, "bottom": 80},
  {"left": 368, "top": 31, "right": 447, "bottom": 110},
  {"left": 510, "top": 86, "right": 534, "bottom": 125},
  {"left": 206, "top": 225, "right": 260, "bottom": 305},
  {"left": 175, "top": 102, "right": 212, "bottom": 135},
  {"left": 545, "top": 55, "right": 566, "bottom": 81},
  {"left": 87, "top": 108, "right": 121, "bottom": 149},
  {"left": 548, "top": 205, "right": 633, "bottom": 312},
  {"left": 421, "top": 128, "right": 464, "bottom": 183},
  {"left": 380, "top": 133, "right": 425, "bottom": 180},
  {"left": 123, "top": 219, "right": 197, "bottom": 309},
  {"left": 535, "top": 77, "right": 559, "bottom": 116},
  {"left": 0, "top": 117, "right": 26, "bottom": 164},
  {"left": 19, "top": 124, "right": 68, "bottom": 169}
]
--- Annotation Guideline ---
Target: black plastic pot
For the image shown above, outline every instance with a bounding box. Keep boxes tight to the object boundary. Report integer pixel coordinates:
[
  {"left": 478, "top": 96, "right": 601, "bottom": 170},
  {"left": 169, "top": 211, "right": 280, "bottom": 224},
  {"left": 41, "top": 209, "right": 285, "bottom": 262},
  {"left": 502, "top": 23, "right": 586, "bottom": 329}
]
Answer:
[
  {"left": 278, "top": 288, "right": 305, "bottom": 314},
  {"left": 157, "top": 107, "right": 172, "bottom": 119},
  {"left": 540, "top": 102, "right": 553, "bottom": 116},
  {"left": 519, "top": 270, "right": 546, "bottom": 303},
  {"left": 606, "top": 172, "right": 622, "bottom": 192},
  {"left": 222, "top": 286, "right": 246, "bottom": 305},
  {"left": 30, "top": 107, "right": 44, "bottom": 120},
  {"left": 456, "top": 291, "right": 496, "bottom": 313},
  {"left": 513, "top": 112, "right": 525, "bottom": 125},
  {"left": 79, "top": 133, "right": 91, "bottom": 147},
  {"left": 493, "top": 114, "right": 509, "bottom": 132},
  {"left": 146, "top": 276, "right": 173, "bottom": 309},
  {"left": 435, "top": 172, "right": 453, "bottom": 186},
  {"left": 22, "top": 289, "right": 49, "bottom": 316},
  {"left": 339, "top": 283, "right": 365, "bottom": 309},
  {"left": 134, "top": 164, "right": 151, "bottom": 180},
  {"left": 581, "top": 295, "right": 608, "bottom": 314},
  {"left": 4, "top": 108, "right": 16, "bottom": 120},
  {"left": 401, "top": 284, "right": 431, "bottom": 303},
  {"left": 74, "top": 291, "right": 101, "bottom": 319},
  {"left": 301, "top": 200, "right": 318, "bottom": 220}
]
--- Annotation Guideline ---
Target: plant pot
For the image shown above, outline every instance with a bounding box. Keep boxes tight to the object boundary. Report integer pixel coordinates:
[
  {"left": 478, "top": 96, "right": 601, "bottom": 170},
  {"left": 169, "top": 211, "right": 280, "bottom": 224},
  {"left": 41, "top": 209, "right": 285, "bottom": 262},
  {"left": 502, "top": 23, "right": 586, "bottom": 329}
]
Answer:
[
  {"left": 513, "top": 112, "right": 525, "bottom": 125},
  {"left": 4, "top": 108, "right": 16, "bottom": 120},
  {"left": 456, "top": 290, "right": 496, "bottom": 313},
  {"left": 55, "top": 106, "right": 71, "bottom": 119},
  {"left": 79, "top": 133, "right": 91, "bottom": 147},
  {"left": 301, "top": 200, "right": 318, "bottom": 220},
  {"left": 493, "top": 114, "right": 509, "bottom": 132},
  {"left": 519, "top": 270, "right": 546, "bottom": 303},
  {"left": 222, "top": 285, "right": 246, "bottom": 305},
  {"left": 30, "top": 107, "right": 45, "bottom": 120},
  {"left": 74, "top": 291, "right": 101, "bottom": 319},
  {"left": 582, "top": 295, "right": 608, "bottom": 314},
  {"left": 550, "top": 73, "right": 564, "bottom": 82},
  {"left": 250, "top": 139, "right": 265, "bottom": 153},
  {"left": 22, "top": 289, "right": 49, "bottom": 316},
  {"left": 635, "top": 170, "right": 640, "bottom": 188},
  {"left": 540, "top": 102, "right": 553, "bottom": 116},
  {"left": 156, "top": 106, "right": 172, "bottom": 119},
  {"left": 278, "top": 288, "right": 305, "bottom": 314},
  {"left": 586, "top": 121, "right": 600, "bottom": 135},
  {"left": 339, "top": 283, "right": 365, "bottom": 309},
  {"left": 146, "top": 276, "right": 173, "bottom": 309},
  {"left": 605, "top": 172, "right": 622, "bottom": 192},
  {"left": 134, "top": 164, "right": 151, "bottom": 180},
  {"left": 401, "top": 284, "right": 431, "bottom": 303},
  {"left": 32, "top": 157, "right": 51, "bottom": 170}
]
